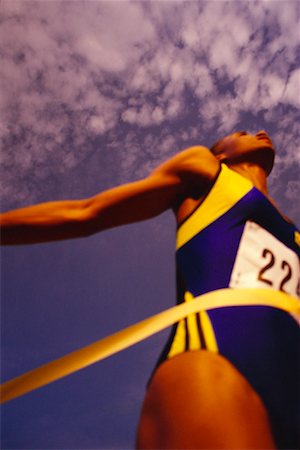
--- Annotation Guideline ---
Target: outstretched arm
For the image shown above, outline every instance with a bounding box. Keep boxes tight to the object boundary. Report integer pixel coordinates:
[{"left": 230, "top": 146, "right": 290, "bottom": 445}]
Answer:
[{"left": 0, "top": 146, "right": 219, "bottom": 245}]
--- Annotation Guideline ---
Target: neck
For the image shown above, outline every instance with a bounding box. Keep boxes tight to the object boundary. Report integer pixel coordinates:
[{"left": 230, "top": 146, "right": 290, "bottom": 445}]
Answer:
[{"left": 227, "top": 162, "right": 269, "bottom": 195}]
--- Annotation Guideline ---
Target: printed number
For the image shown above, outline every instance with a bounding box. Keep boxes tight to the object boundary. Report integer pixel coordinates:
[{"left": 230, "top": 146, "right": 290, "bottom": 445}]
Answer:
[
  {"left": 258, "top": 249, "right": 274, "bottom": 286},
  {"left": 258, "top": 248, "right": 293, "bottom": 293},
  {"left": 279, "top": 260, "right": 292, "bottom": 292}
]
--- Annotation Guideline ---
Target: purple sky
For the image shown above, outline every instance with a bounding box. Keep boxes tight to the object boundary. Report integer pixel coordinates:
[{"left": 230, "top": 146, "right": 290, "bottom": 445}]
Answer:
[{"left": 1, "top": 1, "right": 299, "bottom": 449}]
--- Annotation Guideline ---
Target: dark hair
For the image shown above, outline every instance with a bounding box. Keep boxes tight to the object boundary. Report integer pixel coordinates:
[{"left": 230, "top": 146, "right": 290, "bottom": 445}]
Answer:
[{"left": 210, "top": 131, "right": 247, "bottom": 155}]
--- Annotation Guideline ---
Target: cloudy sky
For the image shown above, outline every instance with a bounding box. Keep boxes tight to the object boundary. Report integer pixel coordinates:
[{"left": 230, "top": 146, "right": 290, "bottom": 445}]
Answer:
[{"left": 1, "top": 0, "right": 299, "bottom": 449}]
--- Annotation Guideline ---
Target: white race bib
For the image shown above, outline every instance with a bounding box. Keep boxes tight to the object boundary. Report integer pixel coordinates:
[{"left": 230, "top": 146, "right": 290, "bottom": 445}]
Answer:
[{"left": 229, "top": 221, "right": 300, "bottom": 298}]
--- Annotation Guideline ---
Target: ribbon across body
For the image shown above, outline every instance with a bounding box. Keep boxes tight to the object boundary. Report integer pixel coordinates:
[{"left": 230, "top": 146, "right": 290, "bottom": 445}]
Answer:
[{"left": 1, "top": 288, "right": 299, "bottom": 404}]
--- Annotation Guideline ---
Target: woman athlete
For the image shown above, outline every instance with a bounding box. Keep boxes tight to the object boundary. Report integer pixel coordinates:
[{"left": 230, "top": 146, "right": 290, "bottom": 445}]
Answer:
[{"left": 1, "top": 130, "right": 299, "bottom": 449}]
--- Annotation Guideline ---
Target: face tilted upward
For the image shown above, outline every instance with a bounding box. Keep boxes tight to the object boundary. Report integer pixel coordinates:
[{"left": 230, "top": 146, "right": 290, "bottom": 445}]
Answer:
[{"left": 211, "top": 130, "right": 275, "bottom": 175}]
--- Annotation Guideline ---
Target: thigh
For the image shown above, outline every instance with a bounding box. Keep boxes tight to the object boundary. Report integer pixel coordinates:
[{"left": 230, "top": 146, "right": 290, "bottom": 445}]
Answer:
[
  {"left": 136, "top": 351, "right": 275, "bottom": 449},
  {"left": 207, "top": 306, "right": 299, "bottom": 449}
]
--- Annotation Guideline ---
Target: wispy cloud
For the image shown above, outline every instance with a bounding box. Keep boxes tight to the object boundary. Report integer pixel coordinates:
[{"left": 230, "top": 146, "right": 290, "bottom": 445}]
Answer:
[
  {"left": 1, "top": 3, "right": 299, "bottom": 448},
  {"left": 1, "top": 0, "right": 299, "bottom": 219}
]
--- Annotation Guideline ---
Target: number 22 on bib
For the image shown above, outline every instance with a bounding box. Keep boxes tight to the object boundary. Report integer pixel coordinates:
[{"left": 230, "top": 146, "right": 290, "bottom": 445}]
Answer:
[{"left": 230, "top": 221, "right": 300, "bottom": 298}]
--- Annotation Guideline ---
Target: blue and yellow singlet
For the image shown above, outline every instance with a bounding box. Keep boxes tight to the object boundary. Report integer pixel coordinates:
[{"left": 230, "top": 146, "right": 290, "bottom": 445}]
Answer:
[{"left": 155, "top": 164, "right": 300, "bottom": 449}]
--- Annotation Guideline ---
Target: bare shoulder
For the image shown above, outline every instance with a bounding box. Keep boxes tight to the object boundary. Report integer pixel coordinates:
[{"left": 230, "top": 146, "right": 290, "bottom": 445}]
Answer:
[
  {"left": 153, "top": 146, "right": 219, "bottom": 176},
  {"left": 174, "top": 145, "right": 219, "bottom": 175},
  {"left": 151, "top": 146, "right": 220, "bottom": 199}
]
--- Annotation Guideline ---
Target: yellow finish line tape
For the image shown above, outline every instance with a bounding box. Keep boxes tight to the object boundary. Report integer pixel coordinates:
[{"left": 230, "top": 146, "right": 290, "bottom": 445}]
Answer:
[{"left": 1, "top": 288, "right": 299, "bottom": 404}]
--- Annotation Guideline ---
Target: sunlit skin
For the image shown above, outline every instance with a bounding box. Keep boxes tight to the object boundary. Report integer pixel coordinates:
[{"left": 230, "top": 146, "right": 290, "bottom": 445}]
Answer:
[
  {"left": 176, "top": 130, "right": 277, "bottom": 226},
  {"left": 212, "top": 130, "right": 275, "bottom": 157},
  {"left": 212, "top": 130, "right": 275, "bottom": 176},
  {"left": 0, "top": 130, "right": 277, "bottom": 246},
  {"left": 136, "top": 352, "right": 275, "bottom": 449},
  {"left": 0, "top": 131, "right": 280, "bottom": 448}
]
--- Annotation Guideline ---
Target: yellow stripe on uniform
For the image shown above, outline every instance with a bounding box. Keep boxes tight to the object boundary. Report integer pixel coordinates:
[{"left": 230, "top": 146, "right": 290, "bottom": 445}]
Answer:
[
  {"left": 1, "top": 288, "right": 299, "bottom": 404},
  {"left": 199, "top": 310, "right": 218, "bottom": 352},
  {"left": 176, "top": 165, "right": 253, "bottom": 249},
  {"left": 168, "top": 291, "right": 201, "bottom": 358},
  {"left": 186, "top": 292, "right": 202, "bottom": 351},
  {"left": 167, "top": 319, "right": 186, "bottom": 358}
]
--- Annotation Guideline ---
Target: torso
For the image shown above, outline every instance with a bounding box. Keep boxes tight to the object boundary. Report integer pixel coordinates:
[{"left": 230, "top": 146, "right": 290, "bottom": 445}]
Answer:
[
  {"left": 175, "top": 164, "right": 221, "bottom": 225},
  {"left": 149, "top": 164, "right": 300, "bottom": 450},
  {"left": 176, "top": 164, "right": 291, "bottom": 227},
  {"left": 175, "top": 164, "right": 300, "bottom": 298}
]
